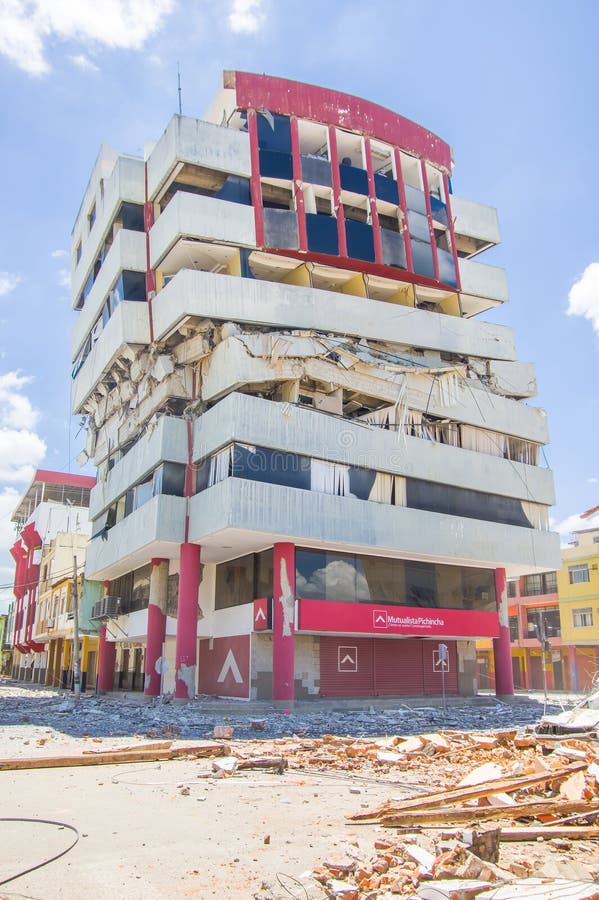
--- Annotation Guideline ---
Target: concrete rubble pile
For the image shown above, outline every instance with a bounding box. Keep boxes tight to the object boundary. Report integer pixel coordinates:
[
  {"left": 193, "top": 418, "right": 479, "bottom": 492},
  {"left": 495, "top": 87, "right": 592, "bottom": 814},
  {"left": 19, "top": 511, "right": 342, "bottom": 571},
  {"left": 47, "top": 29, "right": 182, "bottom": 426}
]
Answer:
[
  {"left": 0, "top": 684, "right": 576, "bottom": 740},
  {"left": 537, "top": 686, "right": 599, "bottom": 737},
  {"left": 298, "top": 728, "right": 599, "bottom": 900}
]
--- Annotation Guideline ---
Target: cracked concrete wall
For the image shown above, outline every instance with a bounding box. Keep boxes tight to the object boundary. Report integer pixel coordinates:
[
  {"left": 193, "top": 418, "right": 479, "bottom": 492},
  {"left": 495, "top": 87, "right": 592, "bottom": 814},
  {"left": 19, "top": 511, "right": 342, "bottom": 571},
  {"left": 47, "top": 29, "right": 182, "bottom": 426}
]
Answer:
[
  {"left": 294, "top": 635, "right": 320, "bottom": 698},
  {"left": 199, "top": 334, "right": 548, "bottom": 444},
  {"left": 250, "top": 633, "right": 320, "bottom": 700},
  {"left": 251, "top": 633, "right": 273, "bottom": 700}
]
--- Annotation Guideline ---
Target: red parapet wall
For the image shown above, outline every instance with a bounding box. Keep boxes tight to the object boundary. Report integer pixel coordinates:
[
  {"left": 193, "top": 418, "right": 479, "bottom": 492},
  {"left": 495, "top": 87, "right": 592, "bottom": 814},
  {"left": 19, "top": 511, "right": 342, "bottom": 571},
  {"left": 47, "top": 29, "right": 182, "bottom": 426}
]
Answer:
[{"left": 228, "top": 71, "right": 452, "bottom": 171}]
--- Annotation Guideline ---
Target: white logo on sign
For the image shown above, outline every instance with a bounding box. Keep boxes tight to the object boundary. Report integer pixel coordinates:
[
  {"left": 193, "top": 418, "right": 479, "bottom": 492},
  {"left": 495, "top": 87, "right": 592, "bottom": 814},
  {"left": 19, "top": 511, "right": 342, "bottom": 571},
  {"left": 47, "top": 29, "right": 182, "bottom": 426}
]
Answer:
[
  {"left": 338, "top": 646, "right": 358, "bottom": 673},
  {"left": 217, "top": 649, "right": 243, "bottom": 684},
  {"left": 373, "top": 610, "right": 388, "bottom": 629},
  {"left": 255, "top": 607, "right": 267, "bottom": 622}
]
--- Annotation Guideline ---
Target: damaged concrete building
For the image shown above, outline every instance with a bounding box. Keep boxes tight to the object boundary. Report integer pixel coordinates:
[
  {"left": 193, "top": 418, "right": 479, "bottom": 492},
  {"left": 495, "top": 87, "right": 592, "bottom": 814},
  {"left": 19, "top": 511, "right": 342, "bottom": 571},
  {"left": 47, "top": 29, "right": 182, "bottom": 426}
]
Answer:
[{"left": 70, "top": 70, "right": 559, "bottom": 700}]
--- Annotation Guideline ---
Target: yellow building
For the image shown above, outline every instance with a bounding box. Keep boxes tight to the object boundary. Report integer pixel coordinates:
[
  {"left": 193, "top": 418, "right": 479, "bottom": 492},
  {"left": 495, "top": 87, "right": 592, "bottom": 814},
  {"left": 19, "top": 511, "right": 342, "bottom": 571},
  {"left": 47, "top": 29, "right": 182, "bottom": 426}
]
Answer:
[
  {"left": 34, "top": 533, "right": 99, "bottom": 691},
  {"left": 557, "top": 515, "right": 599, "bottom": 691}
]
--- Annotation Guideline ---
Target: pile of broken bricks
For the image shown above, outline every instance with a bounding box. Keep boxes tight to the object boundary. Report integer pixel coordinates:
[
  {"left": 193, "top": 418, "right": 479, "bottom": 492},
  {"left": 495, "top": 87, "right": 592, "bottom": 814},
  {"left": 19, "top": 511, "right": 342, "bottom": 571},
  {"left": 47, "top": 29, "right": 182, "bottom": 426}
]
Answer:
[{"left": 306, "top": 728, "right": 599, "bottom": 899}]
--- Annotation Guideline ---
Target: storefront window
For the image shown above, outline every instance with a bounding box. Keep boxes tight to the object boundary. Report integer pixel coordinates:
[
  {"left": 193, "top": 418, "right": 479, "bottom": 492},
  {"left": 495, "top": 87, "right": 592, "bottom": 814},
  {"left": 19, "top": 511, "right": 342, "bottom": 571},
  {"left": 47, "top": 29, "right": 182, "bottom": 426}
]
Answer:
[{"left": 296, "top": 548, "right": 495, "bottom": 611}]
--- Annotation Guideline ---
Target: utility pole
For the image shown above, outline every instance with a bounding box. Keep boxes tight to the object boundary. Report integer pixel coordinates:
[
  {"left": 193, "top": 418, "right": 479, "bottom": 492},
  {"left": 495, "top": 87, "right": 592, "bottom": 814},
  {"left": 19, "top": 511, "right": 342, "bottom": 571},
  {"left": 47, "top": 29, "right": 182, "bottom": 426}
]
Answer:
[
  {"left": 536, "top": 609, "right": 550, "bottom": 714},
  {"left": 72, "top": 554, "right": 81, "bottom": 699}
]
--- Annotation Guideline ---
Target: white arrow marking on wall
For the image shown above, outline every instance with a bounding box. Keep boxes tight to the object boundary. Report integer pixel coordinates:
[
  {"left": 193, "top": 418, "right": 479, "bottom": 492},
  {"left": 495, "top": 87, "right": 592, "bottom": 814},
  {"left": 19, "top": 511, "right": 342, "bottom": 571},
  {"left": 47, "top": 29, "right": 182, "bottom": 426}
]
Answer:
[
  {"left": 217, "top": 649, "right": 243, "bottom": 684},
  {"left": 375, "top": 615, "right": 386, "bottom": 625},
  {"left": 340, "top": 654, "right": 355, "bottom": 666},
  {"left": 255, "top": 607, "right": 266, "bottom": 622}
]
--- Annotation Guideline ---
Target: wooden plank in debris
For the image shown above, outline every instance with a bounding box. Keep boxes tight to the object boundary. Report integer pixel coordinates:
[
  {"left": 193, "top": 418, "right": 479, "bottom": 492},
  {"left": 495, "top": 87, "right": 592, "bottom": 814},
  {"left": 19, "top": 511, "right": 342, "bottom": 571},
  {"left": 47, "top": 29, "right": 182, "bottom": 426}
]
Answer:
[
  {"left": 350, "top": 760, "right": 587, "bottom": 820},
  {"left": 83, "top": 741, "right": 173, "bottom": 754},
  {"left": 499, "top": 826, "right": 599, "bottom": 841},
  {"left": 380, "top": 800, "right": 599, "bottom": 827},
  {"left": 0, "top": 742, "right": 225, "bottom": 771},
  {"left": 236, "top": 756, "right": 288, "bottom": 773}
]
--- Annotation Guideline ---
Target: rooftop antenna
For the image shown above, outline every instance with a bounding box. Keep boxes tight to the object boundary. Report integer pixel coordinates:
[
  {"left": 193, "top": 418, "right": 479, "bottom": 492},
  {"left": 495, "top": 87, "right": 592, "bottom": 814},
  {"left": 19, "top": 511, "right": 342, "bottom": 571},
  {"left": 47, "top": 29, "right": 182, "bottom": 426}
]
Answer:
[{"left": 177, "top": 61, "right": 182, "bottom": 115}]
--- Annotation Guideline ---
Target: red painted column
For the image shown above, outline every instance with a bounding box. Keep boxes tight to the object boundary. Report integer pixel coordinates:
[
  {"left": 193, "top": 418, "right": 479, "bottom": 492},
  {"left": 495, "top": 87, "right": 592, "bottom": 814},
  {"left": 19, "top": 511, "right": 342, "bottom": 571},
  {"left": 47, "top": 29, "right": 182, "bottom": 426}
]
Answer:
[
  {"left": 492, "top": 567, "right": 515, "bottom": 697},
  {"left": 290, "top": 116, "right": 308, "bottom": 252},
  {"left": 144, "top": 558, "right": 169, "bottom": 696},
  {"left": 247, "top": 108, "right": 265, "bottom": 247},
  {"left": 364, "top": 138, "right": 383, "bottom": 265},
  {"left": 174, "top": 542, "right": 201, "bottom": 699},
  {"left": 98, "top": 625, "right": 116, "bottom": 692},
  {"left": 272, "top": 542, "right": 296, "bottom": 702},
  {"left": 328, "top": 126, "right": 348, "bottom": 258}
]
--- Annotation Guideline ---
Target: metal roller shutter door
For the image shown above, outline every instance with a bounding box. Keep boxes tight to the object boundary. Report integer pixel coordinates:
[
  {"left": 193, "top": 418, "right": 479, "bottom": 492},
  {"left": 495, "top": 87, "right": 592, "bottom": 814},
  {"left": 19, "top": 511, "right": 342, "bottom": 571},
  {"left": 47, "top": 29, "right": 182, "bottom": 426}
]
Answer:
[
  {"left": 319, "top": 637, "right": 374, "bottom": 696},
  {"left": 374, "top": 639, "right": 424, "bottom": 695},
  {"left": 422, "top": 640, "right": 458, "bottom": 695}
]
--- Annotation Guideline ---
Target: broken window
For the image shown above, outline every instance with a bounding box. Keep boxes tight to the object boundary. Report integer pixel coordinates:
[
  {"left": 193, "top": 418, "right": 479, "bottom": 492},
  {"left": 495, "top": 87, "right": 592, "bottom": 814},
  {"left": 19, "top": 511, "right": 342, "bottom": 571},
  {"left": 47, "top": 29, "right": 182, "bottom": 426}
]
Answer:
[{"left": 299, "top": 120, "right": 331, "bottom": 187}]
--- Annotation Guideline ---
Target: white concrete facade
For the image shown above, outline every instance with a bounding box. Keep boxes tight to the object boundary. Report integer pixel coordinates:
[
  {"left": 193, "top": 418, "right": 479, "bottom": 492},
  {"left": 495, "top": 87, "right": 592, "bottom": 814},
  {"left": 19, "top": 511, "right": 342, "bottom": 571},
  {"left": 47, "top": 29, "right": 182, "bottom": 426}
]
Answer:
[{"left": 69, "top": 72, "right": 559, "bottom": 701}]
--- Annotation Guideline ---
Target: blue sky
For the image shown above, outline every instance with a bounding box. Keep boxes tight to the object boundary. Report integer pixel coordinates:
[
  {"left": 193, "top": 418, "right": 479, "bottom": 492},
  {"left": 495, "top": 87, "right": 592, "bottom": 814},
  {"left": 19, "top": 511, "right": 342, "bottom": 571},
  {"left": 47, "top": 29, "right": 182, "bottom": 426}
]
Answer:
[{"left": 0, "top": 0, "right": 598, "bottom": 610}]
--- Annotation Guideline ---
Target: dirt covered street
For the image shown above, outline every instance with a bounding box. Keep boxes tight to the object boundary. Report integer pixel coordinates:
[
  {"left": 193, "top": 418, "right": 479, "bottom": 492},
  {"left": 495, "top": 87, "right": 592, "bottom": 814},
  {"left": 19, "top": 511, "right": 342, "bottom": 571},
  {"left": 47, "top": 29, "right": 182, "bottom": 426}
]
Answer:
[{"left": 1, "top": 683, "right": 599, "bottom": 899}]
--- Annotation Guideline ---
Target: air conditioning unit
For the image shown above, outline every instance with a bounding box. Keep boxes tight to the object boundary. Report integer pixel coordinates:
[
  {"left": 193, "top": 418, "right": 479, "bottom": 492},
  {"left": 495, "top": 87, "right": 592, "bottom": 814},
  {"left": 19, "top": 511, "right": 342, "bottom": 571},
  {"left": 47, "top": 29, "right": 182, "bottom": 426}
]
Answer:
[{"left": 90, "top": 596, "right": 120, "bottom": 620}]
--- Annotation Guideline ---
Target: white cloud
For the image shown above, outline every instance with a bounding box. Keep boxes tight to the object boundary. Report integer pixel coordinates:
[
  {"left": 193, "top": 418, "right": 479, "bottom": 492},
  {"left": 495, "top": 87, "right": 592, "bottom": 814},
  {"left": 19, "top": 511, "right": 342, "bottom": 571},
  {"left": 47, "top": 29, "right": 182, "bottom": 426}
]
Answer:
[
  {"left": 0, "top": 489, "right": 19, "bottom": 550},
  {"left": 0, "top": 272, "right": 22, "bottom": 297},
  {"left": 228, "top": 0, "right": 264, "bottom": 33},
  {"left": 567, "top": 262, "right": 599, "bottom": 336},
  {"left": 57, "top": 268, "right": 71, "bottom": 289},
  {"left": 0, "top": 0, "right": 176, "bottom": 76},
  {"left": 0, "top": 431, "right": 46, "bottom": 482},
  {"left": 69, "top": 53, "right": 99, "bottom": 72},
  {"left": 0, "top": 372, "right": 40, "bottom": 430},
  {"left": 588, "top": 477, "right": 598, "bottom": 485},
  {"left": 51, "top": 249, "right": 68, "bottom": 258},
  {"left": 552, "top": 509, "right": 599, "bottom": 545}
]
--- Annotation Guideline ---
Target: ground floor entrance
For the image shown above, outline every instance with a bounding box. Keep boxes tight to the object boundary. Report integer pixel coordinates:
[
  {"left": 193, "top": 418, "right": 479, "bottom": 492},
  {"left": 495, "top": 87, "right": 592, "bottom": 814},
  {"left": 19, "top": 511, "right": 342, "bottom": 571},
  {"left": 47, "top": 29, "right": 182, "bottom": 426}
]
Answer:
[{"left": 319, "top": 636, "right": 458, "bottom": 697}]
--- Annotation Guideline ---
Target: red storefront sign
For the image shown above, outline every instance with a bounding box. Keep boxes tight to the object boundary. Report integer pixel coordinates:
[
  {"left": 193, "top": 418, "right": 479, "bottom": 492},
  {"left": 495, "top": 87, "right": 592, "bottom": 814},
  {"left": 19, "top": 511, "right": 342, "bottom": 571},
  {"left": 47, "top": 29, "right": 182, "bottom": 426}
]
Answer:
[{"left": 298, "top": 599, "right": 499, "bottom": 639}]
